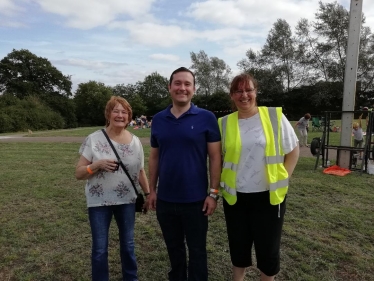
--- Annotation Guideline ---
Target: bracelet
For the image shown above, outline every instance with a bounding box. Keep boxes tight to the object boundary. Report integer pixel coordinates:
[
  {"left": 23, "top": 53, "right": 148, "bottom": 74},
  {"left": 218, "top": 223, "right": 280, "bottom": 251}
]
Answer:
[
  {"left": 210, "top": 188, "right": 219, "bottom": 194},
  {"left": 209, "top": 193, "right": 217, "bottom": 199},
  {"left": 87, "top": 165, "right": 94, "bottom": 175},
  {"left": 144, "top": 192, "right": 150, "bottom": 196}
]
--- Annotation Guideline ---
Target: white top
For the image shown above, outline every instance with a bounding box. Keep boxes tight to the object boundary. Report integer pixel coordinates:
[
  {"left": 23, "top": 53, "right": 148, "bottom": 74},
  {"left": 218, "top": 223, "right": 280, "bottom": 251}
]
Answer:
[
  {"left": 79, "top": 129, "right": 144, "bottom": 207},
  {"left": 352, "top": 128, "right": 363, "bottom": 140},
  {"left": 236, "top": 113, "right": 299, "bottom": 193},
  {"left": 297, "top": 117, "right": 309, "bottom": 129}
]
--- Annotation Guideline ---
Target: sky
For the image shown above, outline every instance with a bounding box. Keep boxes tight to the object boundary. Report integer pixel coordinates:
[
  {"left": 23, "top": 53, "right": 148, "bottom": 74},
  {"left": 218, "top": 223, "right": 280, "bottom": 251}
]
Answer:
[{"left": 1, "top": 0, "right": 373, "bottom": 92}]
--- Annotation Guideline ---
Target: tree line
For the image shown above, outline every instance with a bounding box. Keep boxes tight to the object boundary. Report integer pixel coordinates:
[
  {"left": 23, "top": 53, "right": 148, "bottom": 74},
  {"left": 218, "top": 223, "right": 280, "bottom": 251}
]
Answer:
[{"left": 0, "top": 1, "right": 373, "bottom": 133}]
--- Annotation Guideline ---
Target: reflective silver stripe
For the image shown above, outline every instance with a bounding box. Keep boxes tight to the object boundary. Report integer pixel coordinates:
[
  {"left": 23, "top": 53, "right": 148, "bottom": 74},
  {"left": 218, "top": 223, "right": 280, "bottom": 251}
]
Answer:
[
  {"left": 268, "top": 107, "right": 280, "bottom": 157},
  {"left": 221, "top": 115, "right": 228, "bottom": 155},
  {"left": 265, "top": 155, "right": 285, "bottom": 164},
  {"left": 269, "top": 178, "right": 289, "bottom": 191},
  {"left": 220, "top": 182, "right": 237, "bottom": 195},
  {"left": 222, "top": 161, "right": 239, "bottom": 171}
]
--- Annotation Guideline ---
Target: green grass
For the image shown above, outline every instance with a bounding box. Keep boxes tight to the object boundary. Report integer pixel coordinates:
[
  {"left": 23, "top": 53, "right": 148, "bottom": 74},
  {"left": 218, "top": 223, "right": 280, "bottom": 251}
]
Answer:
[
  {"left": 0, "top": 142, "right": 373, "bottom": 280},
  {"left": 26, "top": 127, "right": 151, "bottom": 138}
]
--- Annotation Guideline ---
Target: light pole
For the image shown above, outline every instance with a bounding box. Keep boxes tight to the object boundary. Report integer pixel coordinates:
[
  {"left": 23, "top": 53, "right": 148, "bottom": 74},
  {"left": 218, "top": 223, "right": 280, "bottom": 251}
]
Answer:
[{"left": 205, "top": 88, "right": 208, "bottom": 109}]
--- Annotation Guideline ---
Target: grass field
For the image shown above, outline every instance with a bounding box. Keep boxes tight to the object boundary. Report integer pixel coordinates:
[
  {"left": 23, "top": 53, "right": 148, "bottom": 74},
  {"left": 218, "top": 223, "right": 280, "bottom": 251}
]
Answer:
[
  {"left": 4, "top": 118, "right": 352, "bottom": 144},
  {"left": 27, "top": 127, "right": 152, "bottom": 138},
  {"left": 1, "top": 126, "right": 373, "bottom": 280}
]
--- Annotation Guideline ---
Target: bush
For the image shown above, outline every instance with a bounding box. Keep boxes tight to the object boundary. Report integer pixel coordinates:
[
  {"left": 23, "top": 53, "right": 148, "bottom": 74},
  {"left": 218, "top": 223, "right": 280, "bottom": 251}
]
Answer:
[{"left": 0, "top": 95, "right": 65, "bottom": 132}]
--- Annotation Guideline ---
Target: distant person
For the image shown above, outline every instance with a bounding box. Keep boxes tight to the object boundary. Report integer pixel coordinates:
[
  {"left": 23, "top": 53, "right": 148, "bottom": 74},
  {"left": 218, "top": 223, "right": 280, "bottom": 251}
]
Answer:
[
  {"left": 136, "top": 116, "right": 142, "bottom": 127},
  {"left": 352, "top": 114, "right": 364, "bottom": 159},
  {"left": 295, "top": 113, "right": 311, "bottom": 147},
  {"left": 147, "top": 67, "right": 221, "bottom": 281},
  {"left": 129, "top": 119, "right": 135, "bottom": 127},
  {"left": 141, "top": 115, "right": 148, "bottom": 128},
  {"left": 75, "top": 96, "right": 150, "bottom": 281},
  {"left": 219, "top": 73, "right": 299, "bottom": 281}
]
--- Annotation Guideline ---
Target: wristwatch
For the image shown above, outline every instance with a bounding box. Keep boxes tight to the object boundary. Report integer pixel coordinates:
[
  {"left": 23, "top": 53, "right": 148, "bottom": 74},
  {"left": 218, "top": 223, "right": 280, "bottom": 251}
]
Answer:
[{"left": 209, "top": 193, "right": 219, "bottom": 201}]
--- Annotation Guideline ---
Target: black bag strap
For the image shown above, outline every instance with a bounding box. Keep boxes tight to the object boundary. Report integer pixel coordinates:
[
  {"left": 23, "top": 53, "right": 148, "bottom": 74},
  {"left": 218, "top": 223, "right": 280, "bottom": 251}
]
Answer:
[{"left": 101, "top": 129, "right": 139, "bottom": 196}]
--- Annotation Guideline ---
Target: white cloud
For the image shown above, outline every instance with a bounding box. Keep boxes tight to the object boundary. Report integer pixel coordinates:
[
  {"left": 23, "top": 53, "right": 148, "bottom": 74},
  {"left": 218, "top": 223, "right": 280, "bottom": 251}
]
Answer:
[
  {"left": 0, "top": 20, "right": 26, "bottom": 28},
  {"left": 149, "top": 53, "right": 179, "bottom": 62},
  {"left": 0, "top": 0, "right": 22, "bottom": 15},
  {"left": 222, "top": 41, "right": 263, "bottom": 57},
  {"left": 1, "top": 0, "right": 373, "bottom": 90},
  {"left": 200, "top": 28, "right": 259, "bottom": 42},
  {"left": 52, "top": 58, "right": 128, "bottom": 70},
  {"left": 363, "top": 1, "right": 374, "bottom": 30},
  {"left": 110, "top": 21, "right": 259, "bottom": 48},
  {"left": 187, "top": 0, "right": 248, "bottom": 27},
  {"left": 187, "top": 0, "right": 319, "bottom": 33},
  {"left": 0, "top": 0, "right": 26, "bottom": 27},
  {"left": 35, "top": 0, "right": 155, "bottom": 29},
  {"left": 121, "top": 21, "right": 199, "bottom": 47}
]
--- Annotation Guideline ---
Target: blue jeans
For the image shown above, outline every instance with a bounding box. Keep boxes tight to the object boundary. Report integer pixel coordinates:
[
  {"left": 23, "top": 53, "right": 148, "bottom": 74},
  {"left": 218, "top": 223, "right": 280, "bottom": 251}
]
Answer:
[
  {"left": 156, "top": 199, "right": 208, "bottom": 281},
  {"left": 88, "top": 204, "right": 137, "bottom": 281}
]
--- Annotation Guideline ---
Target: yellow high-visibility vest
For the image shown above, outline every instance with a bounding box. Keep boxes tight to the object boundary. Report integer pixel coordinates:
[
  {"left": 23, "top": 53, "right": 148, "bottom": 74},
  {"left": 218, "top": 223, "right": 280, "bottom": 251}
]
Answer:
[{"left": 218, "top": 107, "right": 289, "bottom": 205}]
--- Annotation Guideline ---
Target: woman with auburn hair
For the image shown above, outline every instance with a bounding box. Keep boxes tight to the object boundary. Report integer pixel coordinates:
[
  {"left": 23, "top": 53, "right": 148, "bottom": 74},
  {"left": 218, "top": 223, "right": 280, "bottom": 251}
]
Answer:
[
  {"left": 75, "top": 96, "right": 150, "bottom": 281},
  {"left": 218, "top": 73, "right": 299, "bottom": 281}
]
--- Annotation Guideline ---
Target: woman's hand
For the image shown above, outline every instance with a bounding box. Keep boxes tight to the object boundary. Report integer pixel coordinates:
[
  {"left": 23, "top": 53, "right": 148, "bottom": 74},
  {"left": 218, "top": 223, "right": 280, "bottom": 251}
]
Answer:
[{"left": 93, "top": 159, "right": 119, "bottom": 172}]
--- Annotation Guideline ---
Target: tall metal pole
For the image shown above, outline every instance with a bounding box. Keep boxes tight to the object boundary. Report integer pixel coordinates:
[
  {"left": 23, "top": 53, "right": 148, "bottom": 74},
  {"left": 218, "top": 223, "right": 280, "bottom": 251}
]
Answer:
[
  {"left": 339, "top": 0, "right": 363, "bottom": 168},
  {"left": 205, "top": 88, "right": 208, "bottom": 109}
]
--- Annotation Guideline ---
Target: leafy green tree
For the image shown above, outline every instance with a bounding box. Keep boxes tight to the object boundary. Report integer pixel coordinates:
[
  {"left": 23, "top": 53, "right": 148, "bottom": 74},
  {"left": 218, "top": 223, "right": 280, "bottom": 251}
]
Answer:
[
  {"left": 137, "top": 72, "right": 170, "bottom": 116},
  {"left": 42, "top": 92, "right": 77, "bottom": 128},
  {"left": 0, "top": 49, "right": 72, "bottom": 98},
  {"left": 74, "top": 81, "right": 113, "bottom": 126},
  {"left": 313, "top": 1, "right": 349, "bottom": 82},
  {"left": 295, "top": 1, "right": 374, "bottom": 106},
  {"left": 112, "top": 83, "right": 139, "bottom": 101},
  {"left": 190, "top": 50, "right": 232, "bottom": 96},
  {"left": 239, "top": 19, "right": 308, "bottom": 93},
  {"left": 0, "top": 49, "right": 77, "bottom": 127},
  {"left": 239, "top": 1, "right": 374, "bottom": 112},
  {"left": 112, "top": 83, "right": 147, "bottom": 117}
]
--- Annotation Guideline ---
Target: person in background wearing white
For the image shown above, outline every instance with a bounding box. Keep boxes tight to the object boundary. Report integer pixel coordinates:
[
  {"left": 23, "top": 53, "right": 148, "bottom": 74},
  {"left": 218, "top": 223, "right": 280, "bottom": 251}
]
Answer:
[
  {"left": 295, "top": 113, "right": 311, "bottom": 147},
  {"left": 352, "top": 114, "right": 364, "bottom": 159}
]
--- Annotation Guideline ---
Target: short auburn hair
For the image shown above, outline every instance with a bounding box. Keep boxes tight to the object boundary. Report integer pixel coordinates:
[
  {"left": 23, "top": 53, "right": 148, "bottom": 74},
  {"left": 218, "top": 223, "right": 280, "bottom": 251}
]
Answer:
[
  {"left": 104, "top": 96, "right": 133, "bottom": 128},
  {"left": 304, "top": 113, "right": 311, "bottom": 119}
]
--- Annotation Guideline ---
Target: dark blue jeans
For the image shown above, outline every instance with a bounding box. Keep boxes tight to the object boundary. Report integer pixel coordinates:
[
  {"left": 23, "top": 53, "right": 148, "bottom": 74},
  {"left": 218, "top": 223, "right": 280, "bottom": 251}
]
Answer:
[
  {"left": 88, "top": 204, "right": 137, "bottom": 281},
  {"left": 156, "top": 199, "right": 208, "bottom": 281}
]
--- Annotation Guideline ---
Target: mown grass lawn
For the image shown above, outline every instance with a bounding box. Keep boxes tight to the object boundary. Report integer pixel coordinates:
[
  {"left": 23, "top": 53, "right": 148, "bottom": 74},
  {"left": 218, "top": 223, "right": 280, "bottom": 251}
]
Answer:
[
  {"left": 0, "top": 128, "right": 373, "bottom": 280},
  {"left": 27, "top": 127, "right": 152, "bottom": 138}
]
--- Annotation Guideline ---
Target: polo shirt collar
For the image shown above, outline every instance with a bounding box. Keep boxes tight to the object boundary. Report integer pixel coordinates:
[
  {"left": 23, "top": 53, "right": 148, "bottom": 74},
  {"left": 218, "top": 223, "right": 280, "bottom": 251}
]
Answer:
[{"left": 166, "top": 103, "right": 199, "bottom": 118}]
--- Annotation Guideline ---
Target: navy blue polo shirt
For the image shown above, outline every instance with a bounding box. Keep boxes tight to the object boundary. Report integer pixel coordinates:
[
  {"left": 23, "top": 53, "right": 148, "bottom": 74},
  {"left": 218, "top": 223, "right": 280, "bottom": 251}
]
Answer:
[{"left": 150, "top": 103, "right": 221, "bottom": 203}]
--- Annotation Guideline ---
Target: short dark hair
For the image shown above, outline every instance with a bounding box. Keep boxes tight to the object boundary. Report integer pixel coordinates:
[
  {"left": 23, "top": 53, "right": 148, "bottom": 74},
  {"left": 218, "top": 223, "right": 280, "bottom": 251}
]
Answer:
[
  {"left": 169, "top": 67, "right": 195, "bottom": 86},
  {"left": 304, "top": 113, "right": 311, "bottom": 119}
]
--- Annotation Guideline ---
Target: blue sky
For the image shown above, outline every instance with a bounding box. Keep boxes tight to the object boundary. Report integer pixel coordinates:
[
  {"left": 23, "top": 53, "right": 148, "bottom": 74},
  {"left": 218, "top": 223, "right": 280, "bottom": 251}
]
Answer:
[{"left": 1, "top": 0, "right": 373, "bottom": 91}]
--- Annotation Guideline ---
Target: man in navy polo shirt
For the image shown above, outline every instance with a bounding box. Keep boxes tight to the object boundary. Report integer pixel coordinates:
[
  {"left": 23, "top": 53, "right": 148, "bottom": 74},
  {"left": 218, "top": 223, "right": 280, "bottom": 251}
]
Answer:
[{"left": 147, "top": 67, "right": 221, "bottom": 281}]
